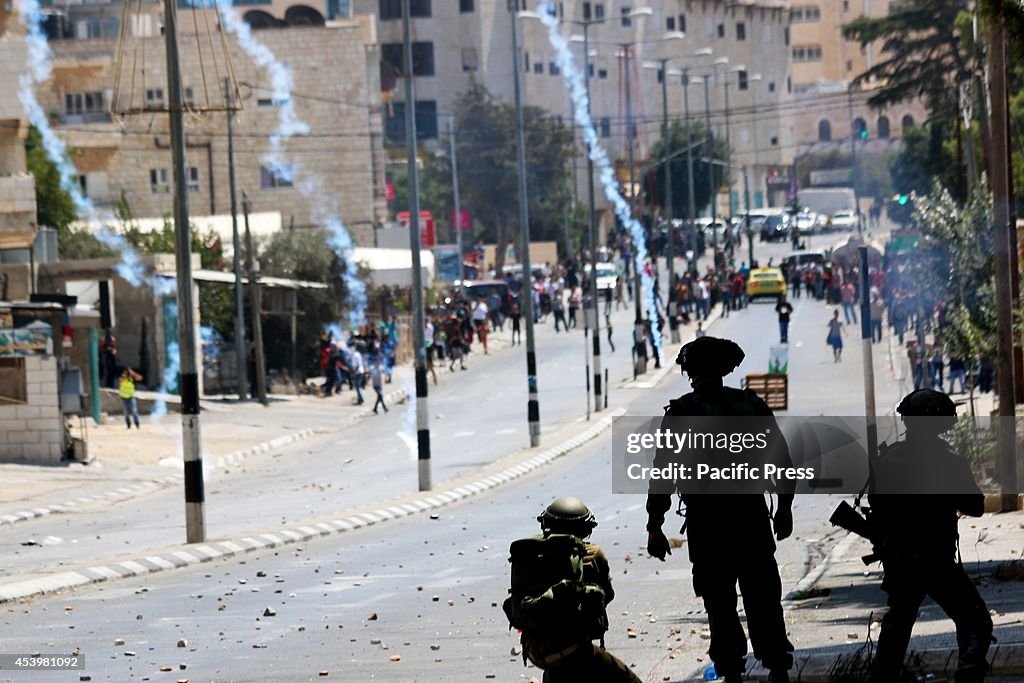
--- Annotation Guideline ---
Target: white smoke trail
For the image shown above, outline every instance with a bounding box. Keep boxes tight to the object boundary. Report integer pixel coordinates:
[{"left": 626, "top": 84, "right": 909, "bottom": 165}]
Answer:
[
  {"left": 219, "top": 8, "right": 367, "bottom": 331},
  {"left": 536, "top": 3, "right": 663, "bottom": 353}
]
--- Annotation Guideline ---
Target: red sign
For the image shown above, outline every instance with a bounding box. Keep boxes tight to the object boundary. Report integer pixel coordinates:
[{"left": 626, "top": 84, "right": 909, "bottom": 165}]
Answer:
[
  {"left": 397, "top": 210, "right": 436, "bottom": 248},
  {"left": 451, "top": 209, "right": 471, "bottom": 231},
  {"left": 385, "top": 183, "right": 395, "bottom": 201}
]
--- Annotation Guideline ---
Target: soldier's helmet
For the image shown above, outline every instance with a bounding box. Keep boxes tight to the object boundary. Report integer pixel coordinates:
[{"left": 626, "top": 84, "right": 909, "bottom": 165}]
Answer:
[
  {"left": 675, "top": 336, "right": 745, "bottom": 377},
  {"left": 538, "top": 496, "right": 598, "bottom": 538},
  {"left": 896, "top": 388, "right": 957, "bottom": 417},
  {"left": 897, "top": 388, "right": 957, "bottom": 435}
]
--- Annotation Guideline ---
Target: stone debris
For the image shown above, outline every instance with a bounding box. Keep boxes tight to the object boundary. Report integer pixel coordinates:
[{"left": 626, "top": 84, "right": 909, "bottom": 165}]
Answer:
[
  {"left": 263, "top": 607, "right": 277, "bottom": 617},
  {"left": 114, "top": 638, "right": 125, "bottom": 646},
  {"left": 176, "top": 639, "right": 188, "bottom": 648},
  {"left": 160, "top": 666, "right": 172, "bottom": 672},
  {"left": 124, "top": 651, "right": 136, "bottom": 657},
  {"left": 367, "top": 612, "right": 378, "bottom": 621},
  {"left": 388, "top": 655, "right": 401, "bottom": 662},
  {"left": 256, "top": 571, "right": 267, "bottom": 578},
  {"left": 626, "top": 628, "right": 637, "bottom": 638},
  {"left": 430, "top": 644, "right": 441, "bottom": 651},
  {"left": 319, "top": 672, "right": 329, "bottom": 677}
]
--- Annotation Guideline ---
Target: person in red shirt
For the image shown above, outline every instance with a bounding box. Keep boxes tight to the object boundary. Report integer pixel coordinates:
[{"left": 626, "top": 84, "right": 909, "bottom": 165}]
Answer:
[{"left": 841, "top": 281, "right": 858, "bottom": 324}]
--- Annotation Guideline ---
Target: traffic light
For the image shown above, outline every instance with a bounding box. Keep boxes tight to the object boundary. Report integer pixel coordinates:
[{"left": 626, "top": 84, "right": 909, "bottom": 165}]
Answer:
[
  {"left": 897, "top": 194, "right": 909, "bottom": 206},
  {"left": 859, "top": 128, "right": 868, "bottom": 140}
]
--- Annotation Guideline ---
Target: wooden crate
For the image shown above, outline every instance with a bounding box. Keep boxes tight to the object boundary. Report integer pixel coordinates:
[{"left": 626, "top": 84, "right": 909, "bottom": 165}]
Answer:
[{"left": 744, "top": 373, "right": 788, "bottom": 411}]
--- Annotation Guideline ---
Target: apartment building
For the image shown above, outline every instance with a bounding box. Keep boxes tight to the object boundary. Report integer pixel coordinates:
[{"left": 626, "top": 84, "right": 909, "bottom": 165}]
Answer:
[
  {"left": 36, "top": 0, "right": 385, "bottom": 244},
  {"left": 354, "top": 0, "right": 794, "bottom": 227},
  {"left": 787, "top": 0, "right": 927, "bottom": 156}
]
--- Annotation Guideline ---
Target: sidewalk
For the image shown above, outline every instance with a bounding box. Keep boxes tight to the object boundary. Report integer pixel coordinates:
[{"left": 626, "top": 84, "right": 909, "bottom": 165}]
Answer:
[{"left": 737, "top": 509, "right": 1024, "bottom": 682}]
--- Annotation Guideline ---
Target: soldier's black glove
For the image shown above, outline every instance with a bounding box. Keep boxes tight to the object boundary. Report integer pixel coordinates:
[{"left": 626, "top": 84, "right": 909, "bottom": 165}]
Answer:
[
  {"left": 773, "top": 506, "right": 793, "bottom": 541},
  {"left": 647, "top": 530, "right": 672, "bottom": 561}
]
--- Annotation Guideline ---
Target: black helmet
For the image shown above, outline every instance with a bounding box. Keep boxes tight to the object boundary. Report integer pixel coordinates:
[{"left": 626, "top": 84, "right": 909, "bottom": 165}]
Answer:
[
  {"left": 676, "top": 336, "right": 745, "bottom": 376},
  {"left": 537, "top": 496, "right": 597, "bottom": 536},
  {"left": 896, "top": 389, "right": 957, "bottom": 417}
]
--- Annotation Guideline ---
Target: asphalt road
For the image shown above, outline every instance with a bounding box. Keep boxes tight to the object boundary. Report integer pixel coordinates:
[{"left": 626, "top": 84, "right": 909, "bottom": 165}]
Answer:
[{"left": 2, "top": 231, "right": 913, "bottom": 683}]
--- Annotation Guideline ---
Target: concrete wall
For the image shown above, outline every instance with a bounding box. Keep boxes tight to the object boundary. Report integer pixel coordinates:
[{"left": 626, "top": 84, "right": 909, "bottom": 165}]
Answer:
[
  {"left": 38, "top": 21, "right": 382, "bottom": 244},
  {"left": 0, "top": 355, "right": 64, "bottom": 464}
]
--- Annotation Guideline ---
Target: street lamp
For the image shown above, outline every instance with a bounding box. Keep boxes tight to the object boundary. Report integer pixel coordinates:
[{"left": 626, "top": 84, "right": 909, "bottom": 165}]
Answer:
[
  {"left": 523, "top": 4, "right": 653, "bottom": 407},
  {"left": 723, "top": 64, "right": 746, "bottom": 233},
  {"left": 642, "top": 47, "right": 712, "bottom": 335},
  {"left": 510, "top": 1, "right": 541, "bottom": 445},
  {"left": 744, "top": 72, "right": 762, "bottom": 268}
]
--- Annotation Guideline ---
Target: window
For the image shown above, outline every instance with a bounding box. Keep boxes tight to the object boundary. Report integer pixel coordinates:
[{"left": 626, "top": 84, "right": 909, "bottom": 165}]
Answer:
[
  {"left": 717, "top": 23, "right": 724, "bottom": 38},
  {"left": 146, "top": 88, "right": 164, "bottom": 107},
  {"left": 790, "top": 5, "right": 820, "bottom": 22},
  {"left": 183, "top": 87, "right": 195, "bottom": 108},
  {"left": 459, "top": 0, "right": 473, "bottom": 12},
  {"left": 462, "top": 47, "right": 478, "bottom": 72},
  {"left": 588, "top": 63, "right": 594, "bottom": 77},
  {"left": 598, "top": 68, "right": 608, "bottom": 79},
  {"left": 784, "top": 26, "right": 790, "bottom": 46},
  {"left": 792, "top": 45, "right": 822, "bottom": 62},
  {"left": 768, "top": 81, "right": 775, "bottom": 93},
  {"left": 150, "top": 168, "right": 170, "bottom": 194},
  {"left": 78, "top": 175, "right": 88, "bottom": 196},
  {"left": 621, "top": 6, "right": 631, "bottom": 27},
  {"left": 260, "top": 165, "right": 294, "bottom": 189},
  {"left": 736, "top": 22, "right": 745, "bottom": 40},
  {"left": 678, "top": 14, "right": 685, "bottom": 32},
  {"left": 656, "top": 68, "right": 663, "bottom": 84},
  {"left": 599, "top": 117, "right": 611, "bottom": 138},
  {"left": 257, "top": 97, "right": 288, "bottom": 107},
  {"left": 0, "top": 358, "right": 27, "bottom": 406},
  {"left": 187, "top": 167, "right": 200, "bottom": 193},
  {"left": 901, "top": 114, "right": 915, "bottom": 130},
  {"left": 846, "top": 60, "right": 853, "bottom": 72},
  {"left": 878, "top": 115, "right": 891, "bottom": 139},
  {"left": 381, "top": 42, "right": 435, "bottom": 76},
  {"left": 378, "top": 0, "right": 428, "bottom": 20},
  {"left": 379, "top": 0, "right": 400, "bottom": 20},
  {"left": 64, "top": 91, "right": 105, "bottom": 117},
  {"left": 818, "top": 119, "right": 831, "bottom": 142},
  {"left": 384, "top": 101, "right": 438, "bottom": 142},
  {"left": 666, "top": 16, "right": 674, "bottom": 31},
  {"left": 582, "top": 1, "right": 591, "bottom": 20},
  {"left": 787, "top": 76, "right": 792, "bottom": 93},
  {"left": 770, "top": 136, "right": 778, "bottom": 146},
  {"left": 843, "top": 0, "right": 849, "bottom": 10},
  {"left": 594, "top": 3, "right": 604, "bottom": 20},
  {"left": 524, "top": 51, "right": 529, "bottom": 71},
  {"left": 533, "top": 62, "right": 544, "bottom": 74},
  {"left": 549, "top": 61, "right": 560, "bottom": 76},
  {"left": 737, "top": 70, "right": 748, "bottom": 90}
]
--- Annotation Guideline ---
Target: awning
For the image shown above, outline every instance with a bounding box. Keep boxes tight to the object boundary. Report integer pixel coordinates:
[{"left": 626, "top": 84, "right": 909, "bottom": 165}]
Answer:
[
  {"left": 71, "top": 212, "right": 283, "bottom": 255},
  {"left": 351, "top": 247, "right": 435, "bottom": 287},
  {"left": 165, "top": 269, "right": 327, "bottom": 290}
]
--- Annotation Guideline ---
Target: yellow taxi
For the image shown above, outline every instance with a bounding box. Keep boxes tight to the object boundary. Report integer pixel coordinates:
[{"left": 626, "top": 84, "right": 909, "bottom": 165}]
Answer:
[{"left": 746, "top": 267, "right": 786, "bottom": 299}]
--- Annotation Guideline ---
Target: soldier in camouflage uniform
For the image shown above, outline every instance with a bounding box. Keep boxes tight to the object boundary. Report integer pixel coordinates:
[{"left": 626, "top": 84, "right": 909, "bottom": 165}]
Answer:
[
  {"left": 866, "top": 389, "right": 991, "bottom": 683},
  {"left": 645, "top": 336, "right": 795, "bottom": 683},
  {"left": 522, "top": 497, "right": 641, "bottom": 683}
]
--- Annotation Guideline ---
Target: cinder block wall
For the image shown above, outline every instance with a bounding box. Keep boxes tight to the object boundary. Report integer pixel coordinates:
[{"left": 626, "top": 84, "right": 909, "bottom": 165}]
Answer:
[{"left": 0, "top": 355, "right": 64, "bottom": 464}]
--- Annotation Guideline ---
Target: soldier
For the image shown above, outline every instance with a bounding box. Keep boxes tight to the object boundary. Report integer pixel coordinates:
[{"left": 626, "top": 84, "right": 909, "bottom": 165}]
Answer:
[
  {"left": 866, "top": 389, "right": 991, "bottom": 683},
  {"left": 509, "top": 497, "right": 641, "bottom": 683},
  {"left": 645, "top": 336, "right": 795, "bottom": 683}
]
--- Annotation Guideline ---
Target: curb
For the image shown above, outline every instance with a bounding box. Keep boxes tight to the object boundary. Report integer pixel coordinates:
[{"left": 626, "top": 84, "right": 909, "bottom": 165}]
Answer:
[
  {"left": 0, "top": 406, "right": 626, "bottom": 603},
  {"left": 743, "top": 642, "right": 1024, "bottom": 681}
]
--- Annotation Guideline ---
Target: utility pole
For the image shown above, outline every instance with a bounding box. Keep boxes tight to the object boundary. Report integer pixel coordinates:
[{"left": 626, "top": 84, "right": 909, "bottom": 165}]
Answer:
[
  {"left": 225, "top": 78, "right": 247, "bottom": 401},
  {"left": 582, "top": 23, "right": 602, "bottom": 413},
  {"left": 449, "top": 120, "right": 464, "bottom": 280},
  {"left": 510, "top": 1, "right": 540, "bottom": 446},
  {"left": 625, "top": 45, "right": 644, "bottom": 353},
  {"left": 744, "top": 167, "right": 753, "bottom": 267},
  {"left": 242, "top": 192, "right": 266, "bottom": 406},
  {"left": 163, "top": 0, "right": 204, "bottom": 543},
  {"left": 683, "top": 69, "right": 697, "bottom": 273},
  {"left": 859, "top": 246, "right": 877, "bottom": 459},
  {"left": 848, "top": 88, "right": 863, "bottom": 234},
  {"left": 723, "top": 75, "right": 733, "bottom": 226},
  {"left": 403, "top": 0, "right": 432, "bottom": 487},
  {"left": 988, "top": 13, "right": 1019, "bottom": 511},
  {"left": 704, "top": 77, "right": 718, "bottom": 262},
  {"left": 658, "top": 59, "right": 677, "bottom": 342}
]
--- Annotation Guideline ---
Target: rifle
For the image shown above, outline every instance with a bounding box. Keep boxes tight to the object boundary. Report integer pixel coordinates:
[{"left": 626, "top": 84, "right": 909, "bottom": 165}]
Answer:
[{"left": 829, "top": 500, "right": 883, "bottom": 565}]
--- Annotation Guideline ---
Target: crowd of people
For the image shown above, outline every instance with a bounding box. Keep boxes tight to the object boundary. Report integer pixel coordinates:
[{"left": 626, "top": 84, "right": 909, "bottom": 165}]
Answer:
[{"left": 318, "top": 320, "right": 398, "bottom": 413}]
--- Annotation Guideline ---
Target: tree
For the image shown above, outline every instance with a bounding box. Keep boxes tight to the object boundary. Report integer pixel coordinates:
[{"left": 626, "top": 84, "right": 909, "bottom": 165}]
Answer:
[
  {"left": 644, "top": 121, "right": 726, "bottom": 221},
  {"left": 24, "top": 126, "right": 77, "bottom": 241},
  {"left": 889, "top": 122, "right": 957, "bottom": 198},
  {"left": 258, "top": 229, "right": 352, "bottom": 377},
  {"left": 842, "top": 0, "right": 972, "bottom": 115},
  {"left": 449, "top": 79, "right": 576, "bottom": 273}
]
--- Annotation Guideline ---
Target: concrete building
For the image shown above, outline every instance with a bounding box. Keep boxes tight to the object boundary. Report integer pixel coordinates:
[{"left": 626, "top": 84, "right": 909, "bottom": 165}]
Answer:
[
  {"left": 35, "top": 1, "right": 385, "bottom": 244},
  {"left": 0, "top": 3, "right": 39, "bottom": 299},
  {"left": 787, "top": 0, "right": 927, "bottom": 163},
  {"left": 352, "top": 0, "right": 794, "bottom": 230}
]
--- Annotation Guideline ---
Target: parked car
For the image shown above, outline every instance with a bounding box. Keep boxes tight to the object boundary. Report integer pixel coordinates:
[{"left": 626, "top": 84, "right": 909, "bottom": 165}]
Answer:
[
  {"left": 586, "top": 262, "right": 621, "bottom": 291},
  {"left": 759, "top": 214, "right": 790, "bottom": 242},
  {"left": 746, "top": 267, "right": 787, "bottom": 299},
  {"left": 830, "top": 210, "right": 858, "bottom": 232},
  {"left": 781, "top": 251, "right": 827, "bottom": 273},
  {"left": 793, "top": 210, "right": 825, "bottom": 235}
]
